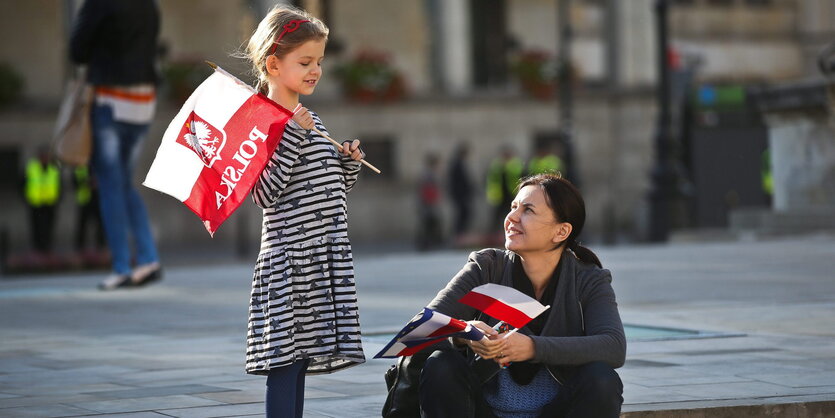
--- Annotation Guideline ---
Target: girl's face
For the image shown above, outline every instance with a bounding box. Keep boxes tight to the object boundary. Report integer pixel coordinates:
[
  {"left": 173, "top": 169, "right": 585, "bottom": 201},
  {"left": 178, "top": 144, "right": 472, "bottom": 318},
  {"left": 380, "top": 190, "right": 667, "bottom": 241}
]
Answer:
[
  {"left": 269, "top": 39, "right": 326, "bottom": 98},
  {"left": 504, "top": 185, "right": 570, "bottom": 255}
]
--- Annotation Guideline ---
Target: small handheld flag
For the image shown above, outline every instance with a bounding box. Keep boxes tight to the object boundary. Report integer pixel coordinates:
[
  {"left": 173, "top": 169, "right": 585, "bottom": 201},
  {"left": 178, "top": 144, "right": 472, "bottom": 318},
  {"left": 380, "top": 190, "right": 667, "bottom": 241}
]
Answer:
[
  {"left": 459, "top": 283, "right": 549, "bottom": 329},
  {"left": 374, "top": 308, "right": 484, "bottom": 358}
]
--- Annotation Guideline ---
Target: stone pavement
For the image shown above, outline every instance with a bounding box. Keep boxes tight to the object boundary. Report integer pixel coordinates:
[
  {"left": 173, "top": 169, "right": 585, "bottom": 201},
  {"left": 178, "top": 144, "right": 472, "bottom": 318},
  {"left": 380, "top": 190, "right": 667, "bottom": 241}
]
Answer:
[{"left": 1, "top": 233, "right": 834, "bottom": 417}]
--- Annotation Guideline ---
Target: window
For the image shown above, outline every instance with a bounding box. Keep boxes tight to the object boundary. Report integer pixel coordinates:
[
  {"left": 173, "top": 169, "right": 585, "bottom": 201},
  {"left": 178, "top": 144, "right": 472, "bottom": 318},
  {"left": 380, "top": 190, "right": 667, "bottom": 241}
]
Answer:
[
  {"left": 357, "top": 136, "right": 396, "bottom": 180},
  {"left": 0, "top": 147, "right": 20, "bottom": 192},
  {"left": 470, "top": 0, "right": 509, "bottom": 87}
]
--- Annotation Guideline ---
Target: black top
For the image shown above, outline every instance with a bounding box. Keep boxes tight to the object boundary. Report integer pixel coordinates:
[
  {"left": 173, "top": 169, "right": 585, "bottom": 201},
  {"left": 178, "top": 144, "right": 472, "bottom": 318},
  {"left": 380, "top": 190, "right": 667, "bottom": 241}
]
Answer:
[
  {"left": 69, "top": 0, "right": 160, "bottom": 86},
  {"left": 427, "top": 249, "right": 625, "bottom": 385},
  {"left": 507, "top": 253, "right": 560, "bottom": 385},
  {"left": 447, "top": 156, "right": 473, "bottom": 201}
]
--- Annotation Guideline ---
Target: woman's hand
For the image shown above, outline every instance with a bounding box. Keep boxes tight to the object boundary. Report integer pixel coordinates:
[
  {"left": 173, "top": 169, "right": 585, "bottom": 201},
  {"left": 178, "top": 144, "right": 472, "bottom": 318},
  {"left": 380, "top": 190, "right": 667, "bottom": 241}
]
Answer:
[
  {"left": 292, "top": 106, "right": 315, "bottom": 130},
  {"left": 493, "top": 332, "right": 536, "bottom": 365},
  {"left": 462, "top": 321, "right": 506, "bottom": 359},
  {"left": 341, "top": 139, "right": 364, "bottom": 161},
  {"left": 452, "top": 320, "right": 497, "bottom": 347}
]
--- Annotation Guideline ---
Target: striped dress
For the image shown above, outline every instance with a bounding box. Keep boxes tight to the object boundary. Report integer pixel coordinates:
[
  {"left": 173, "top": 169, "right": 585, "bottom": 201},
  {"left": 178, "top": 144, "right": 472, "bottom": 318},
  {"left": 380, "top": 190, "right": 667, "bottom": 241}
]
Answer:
[{"left": 246, "top": 112, "right": 365, "bottom": 375}]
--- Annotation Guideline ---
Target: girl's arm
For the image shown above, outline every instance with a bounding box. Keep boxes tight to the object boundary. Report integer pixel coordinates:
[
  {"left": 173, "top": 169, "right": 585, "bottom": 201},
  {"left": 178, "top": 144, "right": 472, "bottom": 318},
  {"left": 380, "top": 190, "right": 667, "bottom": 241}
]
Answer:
[
  {"left": 528, "top": 272, "right": 626, "bottom": 368},
  {"left": 250, "top": 122, "right": 306, "bottom": 208},
  {"left": 340, "top": 150, "right": 362, "bottom": 193}
]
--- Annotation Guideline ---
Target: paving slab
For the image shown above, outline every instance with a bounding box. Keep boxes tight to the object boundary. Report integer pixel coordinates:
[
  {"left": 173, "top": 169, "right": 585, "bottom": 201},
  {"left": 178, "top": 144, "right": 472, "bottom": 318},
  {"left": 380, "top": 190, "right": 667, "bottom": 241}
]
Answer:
[{"left": 156, "top": 402, "right": 265, "bottom": 418}]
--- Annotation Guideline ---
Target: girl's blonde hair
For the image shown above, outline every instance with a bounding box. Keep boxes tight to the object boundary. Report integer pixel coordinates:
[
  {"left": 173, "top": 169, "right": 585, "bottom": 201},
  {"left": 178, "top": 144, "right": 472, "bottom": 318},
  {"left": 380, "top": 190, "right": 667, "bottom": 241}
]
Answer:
[{"left": 244, "top": 5, "right": 328, "bottom": 93}]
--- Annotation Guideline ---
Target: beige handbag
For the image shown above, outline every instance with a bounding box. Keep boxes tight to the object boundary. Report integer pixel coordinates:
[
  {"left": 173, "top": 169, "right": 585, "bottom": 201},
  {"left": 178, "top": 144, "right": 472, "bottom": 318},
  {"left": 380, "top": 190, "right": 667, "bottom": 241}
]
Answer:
[{"left": 53, "top": 68, "right": 93, "bottom": 166}]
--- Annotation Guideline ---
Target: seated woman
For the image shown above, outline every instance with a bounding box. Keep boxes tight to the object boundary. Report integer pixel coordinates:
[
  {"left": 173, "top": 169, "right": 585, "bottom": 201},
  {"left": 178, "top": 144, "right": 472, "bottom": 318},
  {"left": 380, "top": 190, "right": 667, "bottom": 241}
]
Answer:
[{"left": 419, "top": 173, "right": 625, "bottom": 418}]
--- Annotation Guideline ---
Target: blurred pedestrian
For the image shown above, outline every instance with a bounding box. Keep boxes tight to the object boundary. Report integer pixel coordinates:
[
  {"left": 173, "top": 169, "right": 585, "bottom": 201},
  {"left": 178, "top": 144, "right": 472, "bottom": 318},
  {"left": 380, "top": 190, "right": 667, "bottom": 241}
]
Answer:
[
  {"left": 527, "top": 142, "right": 564, "bottom": 176},
  {"left": 23, "top": 145, "right": 61, "bottom": 257},
  {"left": 417, "top": 153, "right": 443, "bottom": 251},
  {"left": 70, "top": 0, "right": 163, "bottom": 290},
  {"left": 448, "top": 142, "right": 474, "bottom": 242},
  {"left": 761, "top": 148, "right": 773, "bottom": 203},
  {"left": 244, "top": 6, "right": 366, "bottom": 417},
  {"left": 486, "top": 146, "right": 523, "bottom": 233},
  {"left": 72, "top": 165, "right": 105, "bottom": 260}
]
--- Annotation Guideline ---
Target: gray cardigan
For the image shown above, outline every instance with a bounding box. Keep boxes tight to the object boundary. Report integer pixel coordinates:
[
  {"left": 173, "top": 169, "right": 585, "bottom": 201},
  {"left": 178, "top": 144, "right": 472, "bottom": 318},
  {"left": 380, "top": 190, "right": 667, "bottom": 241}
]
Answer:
[{"left": 426, "top": 249, "right": 626, "bottom": 384}]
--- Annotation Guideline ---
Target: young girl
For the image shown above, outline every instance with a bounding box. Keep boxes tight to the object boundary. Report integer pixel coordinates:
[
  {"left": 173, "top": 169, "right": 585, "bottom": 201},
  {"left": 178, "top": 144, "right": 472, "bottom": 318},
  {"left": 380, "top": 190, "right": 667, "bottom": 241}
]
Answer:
[{"left": 243, "top": 6, "right": 366, "bottom": 417}]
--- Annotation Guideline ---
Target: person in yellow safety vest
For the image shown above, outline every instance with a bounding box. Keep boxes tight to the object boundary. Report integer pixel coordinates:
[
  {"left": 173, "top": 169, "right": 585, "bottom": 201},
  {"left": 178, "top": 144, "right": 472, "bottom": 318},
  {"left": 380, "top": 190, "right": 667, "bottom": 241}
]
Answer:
[
  {"left": 24, "top": 146, "right": 61, "bottom": 254},
  {"left": 73, "top": 165, "right": 104, "bottom": 254},
  {"left": 761, "top": 149, "right": 773, "bottom": 200},
  {"left": 486, "top": 146, "right": 523, "bottom": 230},
  {"left": 527, "top": 143, "right": 564, "bottom": 176}
]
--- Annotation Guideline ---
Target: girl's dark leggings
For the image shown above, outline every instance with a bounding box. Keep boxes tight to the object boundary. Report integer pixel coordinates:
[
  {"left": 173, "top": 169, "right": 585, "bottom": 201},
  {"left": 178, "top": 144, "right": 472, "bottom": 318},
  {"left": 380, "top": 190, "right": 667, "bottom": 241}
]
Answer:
[{"left": 266, "top": 359, "right": 310, "bottom": 418}]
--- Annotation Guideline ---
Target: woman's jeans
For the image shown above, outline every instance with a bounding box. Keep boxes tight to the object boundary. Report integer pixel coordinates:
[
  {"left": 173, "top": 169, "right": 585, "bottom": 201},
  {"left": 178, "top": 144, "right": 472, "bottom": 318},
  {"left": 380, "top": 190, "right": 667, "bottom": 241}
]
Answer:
[
  {"left": 266, "top": 359, "right": 310, "bottom": 418},
  {"left": 419, "top": 349, "right": 623, "bottom": 418},
  {"left": 91, "top": 104, "right": 159, "bottom": 275}
]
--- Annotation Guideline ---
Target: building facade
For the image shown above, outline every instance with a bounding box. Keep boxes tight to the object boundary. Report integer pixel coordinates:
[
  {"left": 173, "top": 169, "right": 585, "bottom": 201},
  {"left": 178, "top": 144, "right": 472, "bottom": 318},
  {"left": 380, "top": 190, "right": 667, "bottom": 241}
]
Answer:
[{"left": 0, "top": 0, "right": 832, "bottom": 254}]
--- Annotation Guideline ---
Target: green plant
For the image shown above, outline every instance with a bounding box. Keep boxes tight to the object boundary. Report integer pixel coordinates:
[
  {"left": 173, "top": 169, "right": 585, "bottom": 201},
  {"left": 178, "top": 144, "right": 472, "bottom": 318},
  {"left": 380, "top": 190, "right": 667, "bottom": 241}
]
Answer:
[
  {"left": 335, "top": 50, "right": 406, "bottom": 102},
  {"left": 0, "top": 63, "right": 24, "bottom": 108}
]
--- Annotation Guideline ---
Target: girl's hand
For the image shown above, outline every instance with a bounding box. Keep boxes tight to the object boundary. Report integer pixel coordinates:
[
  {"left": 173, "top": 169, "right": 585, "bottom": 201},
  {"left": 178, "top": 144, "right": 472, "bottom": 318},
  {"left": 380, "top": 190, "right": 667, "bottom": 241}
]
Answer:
[
  {"left": 465, "top": 321, "right": 506, "bottom": 359},
  {"left": 341, "top": 139, "right": 364, "bottom": 161},
  {"left": 493, "top": 332, "right": 535, "bottom": 366},
  {"left": 292, "top": 106, "right": 315, "bottom": 130}
]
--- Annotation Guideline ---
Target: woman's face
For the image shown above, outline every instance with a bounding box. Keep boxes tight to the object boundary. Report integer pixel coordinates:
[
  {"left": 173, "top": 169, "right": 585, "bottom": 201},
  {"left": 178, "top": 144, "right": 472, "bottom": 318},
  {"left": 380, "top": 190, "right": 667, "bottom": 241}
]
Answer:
[{"left": 504, "top": 185, "right": 566, "bottom": 254}]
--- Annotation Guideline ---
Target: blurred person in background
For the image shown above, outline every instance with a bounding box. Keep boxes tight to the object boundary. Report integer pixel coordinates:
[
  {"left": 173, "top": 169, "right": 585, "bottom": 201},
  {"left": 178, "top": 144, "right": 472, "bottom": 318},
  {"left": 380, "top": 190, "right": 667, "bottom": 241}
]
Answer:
[
  {"left": 486, "top": 146, "right": 523, "bottom": 238},
  {"left": 527, "top": 142, "right": 564, "bottom": 176},
  {"left": 72, "top": 165, "right": 105, "bottom": 264},
  {"left": 23, "top": 145, "right": 61, "bottom": 260},
  {"left": 417, "top": 153, "right": 443, "bottom": 251},
  {"left": 447, "top": 142, "right": 474, "bottom": 244},
  {"left": 70, "top": 0, "right": 162, "bottom": 290}
]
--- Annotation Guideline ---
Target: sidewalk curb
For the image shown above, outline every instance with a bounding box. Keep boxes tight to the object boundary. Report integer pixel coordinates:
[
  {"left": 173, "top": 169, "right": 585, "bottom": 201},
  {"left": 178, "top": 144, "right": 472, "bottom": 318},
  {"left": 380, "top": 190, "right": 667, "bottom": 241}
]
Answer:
[{"left": 623, "top": 397, "right": 835, "bottom": 417}]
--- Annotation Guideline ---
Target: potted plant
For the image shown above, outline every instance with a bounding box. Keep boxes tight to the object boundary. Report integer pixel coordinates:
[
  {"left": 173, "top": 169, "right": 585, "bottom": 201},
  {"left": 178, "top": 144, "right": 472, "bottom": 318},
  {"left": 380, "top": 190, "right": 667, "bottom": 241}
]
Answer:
[
  {"left": 335, "top": 50, "right": 406, "bottom": 103},
  {"left": 510, "top": 49, "right": 563, "bottom": 100}
]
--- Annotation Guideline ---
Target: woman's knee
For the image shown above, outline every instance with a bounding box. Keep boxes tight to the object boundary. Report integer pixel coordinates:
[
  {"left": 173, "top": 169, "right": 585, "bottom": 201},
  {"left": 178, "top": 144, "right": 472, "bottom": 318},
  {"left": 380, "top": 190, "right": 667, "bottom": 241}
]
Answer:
[
  {"left": 574, "top": 361, "right": 623, "bottom": 399},
  {"left": 420, "top": 349, "right": 469, "bottom": 386},
  {"left": 419, "top": 350, "right": 478, "bottom": 417}
]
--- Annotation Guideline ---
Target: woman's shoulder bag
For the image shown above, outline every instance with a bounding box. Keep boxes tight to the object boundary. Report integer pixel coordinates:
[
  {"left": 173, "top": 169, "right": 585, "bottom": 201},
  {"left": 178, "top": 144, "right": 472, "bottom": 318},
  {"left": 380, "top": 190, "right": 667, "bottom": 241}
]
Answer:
[{"left": 53, "top": 67, "right": 93, "bottom": 166}]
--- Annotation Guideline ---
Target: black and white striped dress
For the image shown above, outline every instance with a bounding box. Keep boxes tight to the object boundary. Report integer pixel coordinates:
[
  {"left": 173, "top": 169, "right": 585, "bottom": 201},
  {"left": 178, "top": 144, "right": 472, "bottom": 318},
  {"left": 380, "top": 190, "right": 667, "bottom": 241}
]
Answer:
[{"left": 246, "top": 113, "right": 365, "bottom": 375}]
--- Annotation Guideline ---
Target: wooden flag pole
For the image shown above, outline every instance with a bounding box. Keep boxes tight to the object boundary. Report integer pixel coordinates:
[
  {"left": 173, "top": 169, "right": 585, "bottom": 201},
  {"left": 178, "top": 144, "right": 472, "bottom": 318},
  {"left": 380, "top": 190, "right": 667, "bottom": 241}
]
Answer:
[
  {"left": 205, "top": 61, "right": 381, "bottom": 174},
  {"left": 310, "top": 127, "right": 382, "bottom": 174}
]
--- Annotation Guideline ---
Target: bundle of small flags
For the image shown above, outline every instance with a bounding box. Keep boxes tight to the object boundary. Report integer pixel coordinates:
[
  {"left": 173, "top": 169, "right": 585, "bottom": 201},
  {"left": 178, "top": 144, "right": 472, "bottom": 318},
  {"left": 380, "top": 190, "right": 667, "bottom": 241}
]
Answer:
[
  {"left": 374, "top": 284, "right": 549, "bottom": 358},
  {"left": 374, "top": 308, "right": 485, "bottom": 358}
]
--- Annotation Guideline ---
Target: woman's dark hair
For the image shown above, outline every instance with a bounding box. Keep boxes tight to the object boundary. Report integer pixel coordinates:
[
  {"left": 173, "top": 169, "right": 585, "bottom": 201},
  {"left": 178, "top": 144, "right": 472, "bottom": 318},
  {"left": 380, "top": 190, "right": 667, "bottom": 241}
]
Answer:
[{"left": 518, "top": 173, "right": 602, "bottom": 268}]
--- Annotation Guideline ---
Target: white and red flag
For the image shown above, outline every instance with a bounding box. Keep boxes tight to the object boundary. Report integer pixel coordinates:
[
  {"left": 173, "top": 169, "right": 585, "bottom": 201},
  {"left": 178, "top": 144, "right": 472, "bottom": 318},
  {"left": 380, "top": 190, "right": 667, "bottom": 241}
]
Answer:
[
  {"left": 459, "top": 283, "right": 549, "bottom": 329},
  {"left": 374, "top": 308, "right": 485, "bottom": 358},
  {"left": 143, "top": 66, "right": 294, "bottom": 236}
]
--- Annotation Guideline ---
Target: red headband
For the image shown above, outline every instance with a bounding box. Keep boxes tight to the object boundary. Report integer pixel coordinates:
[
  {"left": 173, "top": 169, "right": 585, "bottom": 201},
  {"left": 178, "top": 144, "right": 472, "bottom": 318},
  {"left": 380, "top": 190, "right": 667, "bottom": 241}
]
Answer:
[{"left": 268, "top": 19, "right": 311, "bottom": 55}]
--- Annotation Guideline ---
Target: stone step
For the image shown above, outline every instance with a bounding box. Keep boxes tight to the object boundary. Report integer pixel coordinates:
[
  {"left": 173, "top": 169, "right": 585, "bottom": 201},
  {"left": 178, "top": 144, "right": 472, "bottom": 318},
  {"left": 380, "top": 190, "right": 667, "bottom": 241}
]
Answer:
[
  {"left": 623, "top": 398, "right": 835, "bottom": 418},
  {"left": 730, "top": 207, "right": 835, "bottom": 235}
]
